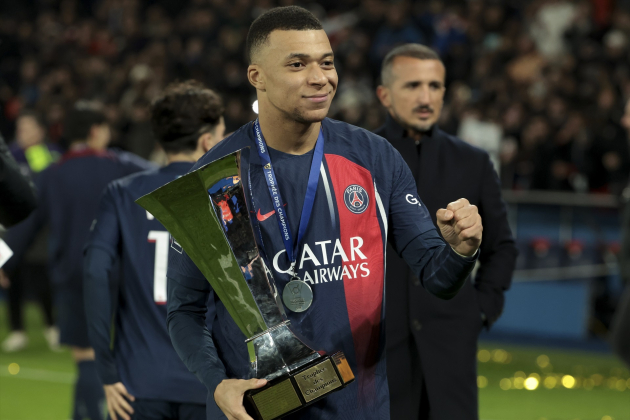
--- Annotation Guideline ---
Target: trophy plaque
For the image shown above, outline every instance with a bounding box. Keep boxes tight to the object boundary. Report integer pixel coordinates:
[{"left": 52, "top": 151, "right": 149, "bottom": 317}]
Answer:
[{"left": 136, "top": 150, "right": 354, "bottom": 420}]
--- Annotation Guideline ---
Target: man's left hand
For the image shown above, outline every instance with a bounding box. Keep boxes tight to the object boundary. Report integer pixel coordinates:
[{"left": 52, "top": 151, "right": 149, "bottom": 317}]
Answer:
[{"left": 436, "top": 198, "right": 482, "bottom": 257}]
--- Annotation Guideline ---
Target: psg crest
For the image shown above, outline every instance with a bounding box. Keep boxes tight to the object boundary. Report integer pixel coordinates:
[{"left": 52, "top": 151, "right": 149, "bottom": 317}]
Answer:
[{"left": 344, "top": 184, "right": 369, "bottom": 214}]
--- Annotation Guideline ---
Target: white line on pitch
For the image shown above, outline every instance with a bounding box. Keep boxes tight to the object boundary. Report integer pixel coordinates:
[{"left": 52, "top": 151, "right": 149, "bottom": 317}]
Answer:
[{"left": 0, "top": 365, "right": 74, "bottom": 384}]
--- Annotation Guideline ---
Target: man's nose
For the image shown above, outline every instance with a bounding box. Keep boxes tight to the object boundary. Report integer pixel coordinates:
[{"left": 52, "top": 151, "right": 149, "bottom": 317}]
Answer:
[
  {"left": 307, "top": 64, "right": 328, "bottom": 86},
  {"left": 417, "top": 86, "right": 431, "bottom": 104}
]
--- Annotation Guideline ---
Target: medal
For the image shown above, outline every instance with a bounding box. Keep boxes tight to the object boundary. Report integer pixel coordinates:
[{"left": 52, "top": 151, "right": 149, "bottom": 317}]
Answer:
[
  {"left": 282, "top": 279, "right": 314, "bottom": 312},
  {"left": 252, "top": 120, "right": 324, "bottom": 312}
]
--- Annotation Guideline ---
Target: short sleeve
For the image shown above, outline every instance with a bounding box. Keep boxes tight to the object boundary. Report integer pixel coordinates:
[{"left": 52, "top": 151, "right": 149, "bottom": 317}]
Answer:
[
  {"left": 85, "top": 184, "right": 120, "bottom": 258},
  {"left": 388, "top": 151, "right": 436, "bottom": 254},
  {"left": 167, "top": 240, "right": 210, "bottom": 292}
]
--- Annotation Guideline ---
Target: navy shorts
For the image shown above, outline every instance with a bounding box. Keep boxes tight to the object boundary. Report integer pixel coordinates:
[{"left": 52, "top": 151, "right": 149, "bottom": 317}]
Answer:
[
  {"left": 56, "top": 287, "right": 91, "bottom": 348},
  {"left": 109, "top": 399, "right": 205, "bottom": 420}
]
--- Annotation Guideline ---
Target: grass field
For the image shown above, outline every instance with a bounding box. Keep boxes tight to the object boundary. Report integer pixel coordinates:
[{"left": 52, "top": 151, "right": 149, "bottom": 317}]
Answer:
[{"left": 1, "top": 303, "right": 629, "bottom": 420}]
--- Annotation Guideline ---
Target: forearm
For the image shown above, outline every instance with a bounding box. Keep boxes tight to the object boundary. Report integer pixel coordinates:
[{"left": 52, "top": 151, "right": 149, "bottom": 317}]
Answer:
[
  {"left": 400, "top": 230, "right": 477, "bottom": 299},
  {"left": 166, "top": 276, "right": 228, "bottom": 393},
  {"left": 83, "top": 246, "right": 120, "bottom": 384}
]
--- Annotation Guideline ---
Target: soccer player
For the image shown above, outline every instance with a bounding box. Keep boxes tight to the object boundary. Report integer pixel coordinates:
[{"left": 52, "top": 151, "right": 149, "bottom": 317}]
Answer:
[
  {"left": 1, "top": 102, "right": 153, "bottom": 420},
  {"left": 166, "top": 6, "right": 483, "bottom": 420},
  {"left": 84, "top": 80, "right": 225, "bottom": 420}
]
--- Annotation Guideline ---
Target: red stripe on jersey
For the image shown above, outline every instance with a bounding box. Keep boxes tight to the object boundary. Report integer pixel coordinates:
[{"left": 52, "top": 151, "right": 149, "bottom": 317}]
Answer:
[{"left": 325, "top": 154, "right": 384, "bottom": 404}]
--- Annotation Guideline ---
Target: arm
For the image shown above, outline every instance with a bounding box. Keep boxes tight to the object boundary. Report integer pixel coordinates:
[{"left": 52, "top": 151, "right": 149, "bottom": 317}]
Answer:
[
  {"left": 474, "top": 156, "right": 518, "bottom": 326},
  {"left": 83, "top": 185, "right": 135, "bottom": 420},
  {"left": 0, "top": 133, "right": 37, "bottom": 227},
  {"left": 399, "top": 229, "right": 477, "bottom": 299},
  {"left": 167, "top": 250, "right": 266, "bottom": 420},
  {"left": 83, "top": 249, "right": 120, "bottom": 384},
  {"left": 83, "top": 185, "right": 122, "bottom": 384},
  {"left": 165, "top": 269, "right": 227, "bottom": 392},
  {"left": 387, "top": 149, "right": 481, "bottom": 299}
]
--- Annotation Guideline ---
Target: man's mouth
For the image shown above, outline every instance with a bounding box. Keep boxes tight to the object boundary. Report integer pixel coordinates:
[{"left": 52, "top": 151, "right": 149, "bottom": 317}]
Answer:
[
  {"left": 305, "top": 93, "right": 329, "bottom": 103},
  {"left": 414, "top": 108, "right": 433, "bottom": 118}
]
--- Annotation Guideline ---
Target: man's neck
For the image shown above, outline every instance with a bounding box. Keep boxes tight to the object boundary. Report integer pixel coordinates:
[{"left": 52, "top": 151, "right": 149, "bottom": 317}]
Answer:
[
  {"left": 406, "top": 129, "right": 423, "bottom": 145},
  {"left": 166, "top": 151, "right": 202, "bottom": 164},
  {"left": 258, "top": 109, "right": 320, "bottom": 155},
  {"left": 70, "top": 140, "right": 107, "bottom": 151},
  {"left": 389, "top": 112, "right": 424, "bottom": 144},
  {"left": 68, "top": 141, "right": 89, "bottom": 151}
]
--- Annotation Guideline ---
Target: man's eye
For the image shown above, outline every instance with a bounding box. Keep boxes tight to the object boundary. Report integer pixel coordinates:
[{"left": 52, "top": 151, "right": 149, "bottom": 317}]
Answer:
[
  {"left": 290, "top": 62, "right": 303, "bottom": 68},
  {"left": 322, "top": 61, "right": 334, "bottom": 67}
]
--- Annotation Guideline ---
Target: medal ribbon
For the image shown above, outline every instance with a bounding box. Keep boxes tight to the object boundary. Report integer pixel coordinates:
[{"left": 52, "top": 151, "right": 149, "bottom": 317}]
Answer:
[{"left": 253, "top": 119, "right": 324, "bottom": 277}]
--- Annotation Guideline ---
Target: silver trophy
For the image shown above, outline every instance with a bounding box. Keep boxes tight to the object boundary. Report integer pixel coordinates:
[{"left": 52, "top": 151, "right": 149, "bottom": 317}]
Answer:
[{"left": 136, "top": 150, "right": 354, "bottom": 420}]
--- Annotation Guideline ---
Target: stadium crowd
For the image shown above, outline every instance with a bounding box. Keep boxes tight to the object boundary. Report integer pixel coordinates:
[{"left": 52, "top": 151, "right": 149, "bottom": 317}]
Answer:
[{"left": 2, "top": 0, "right": 630, "bottom": 193}]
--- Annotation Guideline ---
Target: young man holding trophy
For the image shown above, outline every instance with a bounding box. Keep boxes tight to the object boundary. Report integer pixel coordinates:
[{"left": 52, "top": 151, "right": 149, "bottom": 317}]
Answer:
[{"left": 144, "top": 6, "right": 483, "bottom": 420}]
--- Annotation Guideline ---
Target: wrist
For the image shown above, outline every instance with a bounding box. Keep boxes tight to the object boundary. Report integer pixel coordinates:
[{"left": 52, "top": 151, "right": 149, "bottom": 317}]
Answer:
[{"left": 451, "top": 246, "right": 478, "bottom": 258}]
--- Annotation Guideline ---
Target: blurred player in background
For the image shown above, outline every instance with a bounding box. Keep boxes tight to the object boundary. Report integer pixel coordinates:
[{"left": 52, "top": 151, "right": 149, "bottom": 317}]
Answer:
[
  {"left": 84, "top": 80, "right": 225, "bottom": 420},
  {"left": 1, "top": 110, "right": 61, "bottom": 352},
  {"left": 1, "top": 102, "right": 153, "bottom": 420},
  {"left": 375, "top": 44, "right": 517, "bottom": 420}
]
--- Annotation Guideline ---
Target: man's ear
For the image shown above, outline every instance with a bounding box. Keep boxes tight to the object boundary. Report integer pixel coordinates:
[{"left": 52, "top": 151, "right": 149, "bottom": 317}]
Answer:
[
  {"left": 86, "top": 125, "right": 99, "bottom": 148},
  {"left": 247, "top": 64, "right": 266, "bottom": 91},
  {"left": 376, "top": 85, "right": 391, "bottom": 108},
  {"left": 198, "top": 132, "right": 214, "bottom": 153},
  {"left": 87, "top": 125, "right": 97, "bottom": 142}
]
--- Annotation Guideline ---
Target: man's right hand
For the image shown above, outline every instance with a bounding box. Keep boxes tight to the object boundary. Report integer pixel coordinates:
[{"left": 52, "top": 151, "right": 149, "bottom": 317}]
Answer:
[
  {"left": 215, "top": 378, "right": 268, "bottom": 420},
  {"left": 104, "top": 382, "right": 135, "bottom": 420}
]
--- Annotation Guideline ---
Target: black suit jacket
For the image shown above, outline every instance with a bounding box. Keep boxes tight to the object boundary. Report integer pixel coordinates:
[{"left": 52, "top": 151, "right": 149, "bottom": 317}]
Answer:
[
  {"left": 0, "top": 133, "right": 37, "bottom": 227},
  {"left": 375, "top": 116, "right": 517, "bottom": 419}
]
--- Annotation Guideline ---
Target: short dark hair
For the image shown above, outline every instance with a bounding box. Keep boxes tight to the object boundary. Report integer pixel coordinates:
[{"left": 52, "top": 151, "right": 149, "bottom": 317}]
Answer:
[
  {"left": 150, "top": 80, "right": 224, "bottom": 154},
  {"left": 381, "top": 44, "right": 442, "bottom": 86},
  {"left": 63, "top": 101, "right": 107, "bottom": 143},
  {"left": 246, "top": 6, "right": 323, "bottom": 63}
]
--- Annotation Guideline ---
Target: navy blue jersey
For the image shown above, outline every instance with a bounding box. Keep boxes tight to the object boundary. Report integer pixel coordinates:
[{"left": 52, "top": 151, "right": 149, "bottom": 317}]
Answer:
[
  {"left": 85, "top": 162, "right": 209, "bottom": 404},
  {"left": 3, "top": 147, "right": 153, "bottom": 288},
  {"left": 167, "top": 119, "right": 476, "bottom": 419}
]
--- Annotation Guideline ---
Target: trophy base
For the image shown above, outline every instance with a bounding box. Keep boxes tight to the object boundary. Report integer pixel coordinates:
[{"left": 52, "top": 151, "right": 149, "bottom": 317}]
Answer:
[{"left": 243, "top": 351, "right": 355, "bottom": 420}]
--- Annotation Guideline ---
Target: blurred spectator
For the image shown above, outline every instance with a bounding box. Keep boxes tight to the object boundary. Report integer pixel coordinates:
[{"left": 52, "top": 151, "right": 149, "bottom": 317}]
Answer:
[
  {"left": 10, "top": 111, "right": 62, "bottom": 175},
  {"left": 1, "top": 0, "right": 630, "bottom": 193},
  {"left": 1, "top": 110, "right": 60, "bottom": 353}
]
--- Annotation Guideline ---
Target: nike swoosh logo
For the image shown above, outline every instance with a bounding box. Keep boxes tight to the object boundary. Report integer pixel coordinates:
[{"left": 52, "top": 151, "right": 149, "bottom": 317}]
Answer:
[
  {"left": 257, "top": 209, "right": 275, "bottom": 222},
  {"left": 256, "top": 204, "right": 287, "bottom": 222}
]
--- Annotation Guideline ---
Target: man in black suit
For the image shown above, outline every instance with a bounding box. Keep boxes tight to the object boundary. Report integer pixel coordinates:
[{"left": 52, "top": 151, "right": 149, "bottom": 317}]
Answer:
[{"left": 375, "top": 44, "right": 517, "bottom": 420}]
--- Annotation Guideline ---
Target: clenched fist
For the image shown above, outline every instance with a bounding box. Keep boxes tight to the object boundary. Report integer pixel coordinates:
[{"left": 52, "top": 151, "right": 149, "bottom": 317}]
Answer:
[{"left": 436, "top": 198, "right": 482, "bottom": 257}]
